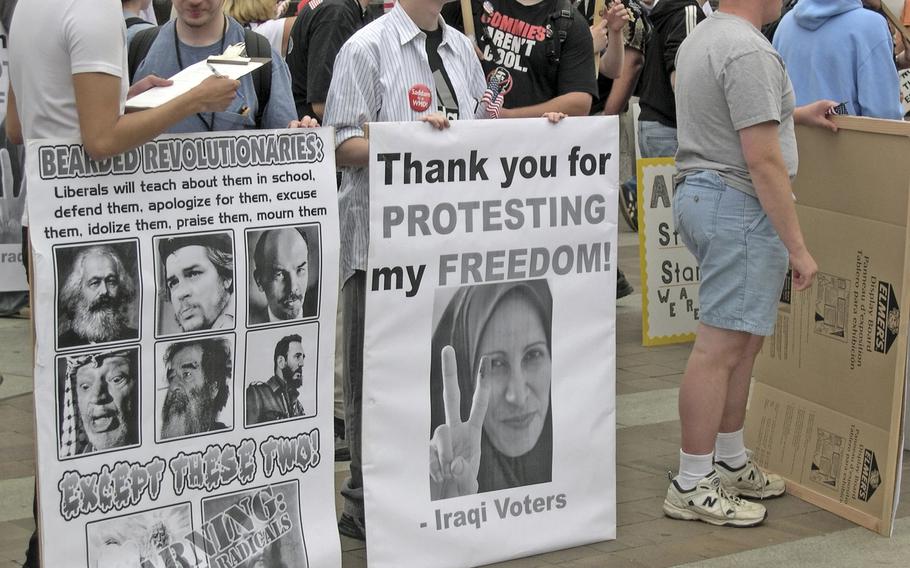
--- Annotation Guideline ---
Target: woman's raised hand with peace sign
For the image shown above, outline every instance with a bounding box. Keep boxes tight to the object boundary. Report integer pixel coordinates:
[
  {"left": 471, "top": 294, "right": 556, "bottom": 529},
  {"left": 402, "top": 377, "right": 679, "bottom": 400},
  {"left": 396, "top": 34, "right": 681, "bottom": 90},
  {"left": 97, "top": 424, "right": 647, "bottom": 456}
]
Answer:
[{"left": 429, "top": 346, "right": 492, "bottom": 499}]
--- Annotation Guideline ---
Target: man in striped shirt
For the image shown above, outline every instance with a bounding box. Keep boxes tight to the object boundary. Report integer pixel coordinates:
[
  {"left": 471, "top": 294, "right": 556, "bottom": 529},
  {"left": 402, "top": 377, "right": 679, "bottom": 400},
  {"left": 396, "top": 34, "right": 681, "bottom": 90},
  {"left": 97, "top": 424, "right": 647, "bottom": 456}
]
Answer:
[{"left": 323, "top": 0, "right": 488, "bottom": 541}]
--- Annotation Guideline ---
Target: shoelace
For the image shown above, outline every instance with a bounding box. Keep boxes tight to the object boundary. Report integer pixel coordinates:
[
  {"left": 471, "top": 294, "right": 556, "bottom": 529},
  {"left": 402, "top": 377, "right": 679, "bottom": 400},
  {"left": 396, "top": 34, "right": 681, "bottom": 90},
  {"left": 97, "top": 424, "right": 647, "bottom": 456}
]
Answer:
[{"left": 709, "top": 477, "right": 747, "bottom": 515}]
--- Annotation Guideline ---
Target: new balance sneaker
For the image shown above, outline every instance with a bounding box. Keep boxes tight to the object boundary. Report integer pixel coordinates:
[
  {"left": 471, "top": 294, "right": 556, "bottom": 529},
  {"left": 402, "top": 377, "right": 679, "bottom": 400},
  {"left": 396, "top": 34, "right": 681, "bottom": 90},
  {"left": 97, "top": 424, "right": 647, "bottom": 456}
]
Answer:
[
  {"left": 663, "top": 471, "right": 767, "bottom": 527},
  {"left": 714, "top": 454, "right": 786, "bottom": 499},
  {"left": 619, "top": 179, "right": 639, "bottom": 232}
]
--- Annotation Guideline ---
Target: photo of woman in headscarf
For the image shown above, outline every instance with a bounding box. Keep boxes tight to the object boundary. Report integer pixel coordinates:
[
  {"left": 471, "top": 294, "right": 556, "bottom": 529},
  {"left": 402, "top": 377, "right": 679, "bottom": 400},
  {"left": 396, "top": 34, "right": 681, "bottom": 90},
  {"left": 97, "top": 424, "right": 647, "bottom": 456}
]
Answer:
[{"left": 429, "top": 279, "right": 553, "bottom": 500}]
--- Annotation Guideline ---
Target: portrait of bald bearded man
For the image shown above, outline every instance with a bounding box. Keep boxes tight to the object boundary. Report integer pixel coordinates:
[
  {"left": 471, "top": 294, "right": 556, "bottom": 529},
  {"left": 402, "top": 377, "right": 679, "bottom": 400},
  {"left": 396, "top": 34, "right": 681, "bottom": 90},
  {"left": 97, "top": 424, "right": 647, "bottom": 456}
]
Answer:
[
  {"left": 157, "top": 233, "right": 235, "bottom": 335},
  {"left": 159, "top": 337, "right": 232, "bottom": 440},
  {"left": 248, "top": 225, "right": 320, "bottom": 324},
  {"left": 58, "top": 348, "right": 140, "bottom": 458},
  {"left": 57, "top": 243, "right": 140, "bottom": 348}
]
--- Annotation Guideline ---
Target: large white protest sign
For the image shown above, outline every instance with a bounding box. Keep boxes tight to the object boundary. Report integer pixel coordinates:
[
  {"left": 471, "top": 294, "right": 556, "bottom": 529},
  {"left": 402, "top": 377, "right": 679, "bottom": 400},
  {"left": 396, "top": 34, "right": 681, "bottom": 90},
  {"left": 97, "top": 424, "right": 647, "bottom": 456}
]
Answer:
[
  {"left": 0, "top": 21, "right": 27, "bottom": 293},
  {"left": 363, "top": 118, "right": 618, "bottom": 568},
  {"left": 27, "top": 129, "right": 341, "bottom": 568},
  {"left": 637, "top": 158, "right": 699, "bottom": 345}
]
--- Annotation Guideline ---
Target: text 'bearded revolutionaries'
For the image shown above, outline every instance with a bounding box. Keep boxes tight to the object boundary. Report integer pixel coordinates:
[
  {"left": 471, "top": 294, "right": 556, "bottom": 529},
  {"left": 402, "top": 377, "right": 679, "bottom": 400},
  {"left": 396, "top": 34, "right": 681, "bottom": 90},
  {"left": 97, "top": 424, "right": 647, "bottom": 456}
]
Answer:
[{"left": 38, "top": 131, "right": 326, "bottom": 179}]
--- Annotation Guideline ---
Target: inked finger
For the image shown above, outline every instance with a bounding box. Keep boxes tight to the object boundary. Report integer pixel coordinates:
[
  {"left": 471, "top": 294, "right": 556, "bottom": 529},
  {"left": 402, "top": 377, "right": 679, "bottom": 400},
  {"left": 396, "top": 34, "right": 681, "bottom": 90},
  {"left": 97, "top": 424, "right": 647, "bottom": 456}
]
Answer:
[
  {"left": 441, "top": 345, "right": 462, "bottom": 425},
  {"left": 468, "top": 356, "right": 492, "bottom": 430},
  {"left": 435, "top": 423, "right": 454, "bottom": 479}
]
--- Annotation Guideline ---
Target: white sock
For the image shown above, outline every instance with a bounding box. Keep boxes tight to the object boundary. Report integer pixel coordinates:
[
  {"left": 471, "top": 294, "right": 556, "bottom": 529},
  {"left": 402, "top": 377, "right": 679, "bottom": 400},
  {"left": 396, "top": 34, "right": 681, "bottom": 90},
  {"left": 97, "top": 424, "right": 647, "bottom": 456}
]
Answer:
[
  {"left": 715, "top": 429, "right": 748, "bottom": 469},
  {"left": 674, "top": 450, "right": 714, "bottom": 491}
]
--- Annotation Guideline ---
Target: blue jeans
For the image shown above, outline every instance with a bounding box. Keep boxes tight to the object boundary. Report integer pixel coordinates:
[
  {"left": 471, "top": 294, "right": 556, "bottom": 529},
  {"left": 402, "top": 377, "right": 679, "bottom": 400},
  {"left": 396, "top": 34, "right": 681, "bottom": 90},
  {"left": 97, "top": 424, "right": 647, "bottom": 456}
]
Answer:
[
  {"left": 638, "top": 120, "right": 678, "bottom": 159},
  {"left": 625, "top": 120, "right": 679, "bottom": 196},
  {"left": 673, "top": 171, "right": 789, "bottom": 336}
]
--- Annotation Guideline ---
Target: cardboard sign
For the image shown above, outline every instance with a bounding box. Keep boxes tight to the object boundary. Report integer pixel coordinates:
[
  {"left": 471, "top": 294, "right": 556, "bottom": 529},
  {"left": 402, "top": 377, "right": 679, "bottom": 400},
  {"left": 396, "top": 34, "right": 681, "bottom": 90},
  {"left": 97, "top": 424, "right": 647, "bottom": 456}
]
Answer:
[
  {"left": 745, "top": 117, "right": 910, "bottom": 536},
  {"left": 899, "top": 68, "right": 910, "bottom": 116},
  {"left": 636, "top": 158, "right": 698, "bottom": 346},
  {"left": 363, "top": 118, "right": 618, "bottom": 567},
  {"left": 26, "top": 129, "right": 343, "bottom": 567}
]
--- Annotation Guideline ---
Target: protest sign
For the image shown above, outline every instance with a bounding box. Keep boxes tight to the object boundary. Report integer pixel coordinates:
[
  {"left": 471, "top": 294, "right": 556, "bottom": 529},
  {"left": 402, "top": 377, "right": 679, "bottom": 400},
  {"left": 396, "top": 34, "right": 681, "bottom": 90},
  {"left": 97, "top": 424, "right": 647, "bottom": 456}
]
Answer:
[
  {"left": 0, "top": 20, "right": 27, "bottom": 293},
  {"left": 363, "top": 118, "right": 618, "bottom": 568},
  {"left": 899, "top": 68, "right": 910, "bottom": 116},
  {"left": 745, "top": 117, "right": 910, "bottom": 536},
  {"left": 26, "top": 128, "right": 342, "bottom": 567},
  {"left": 636, "top": 158, "right": 698, "bottom": 346}
]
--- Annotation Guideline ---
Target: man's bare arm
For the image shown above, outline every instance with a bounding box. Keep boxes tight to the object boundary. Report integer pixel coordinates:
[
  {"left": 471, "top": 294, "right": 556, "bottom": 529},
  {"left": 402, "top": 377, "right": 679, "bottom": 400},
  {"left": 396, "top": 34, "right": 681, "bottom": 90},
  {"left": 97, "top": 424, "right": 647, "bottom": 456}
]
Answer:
[
  {"left": 336, "top": 136, "right": 369, "bottom": 168},
  {"left": 5, "top": 87, "right": 22, "bottom": 145},
  {"left": 603, "top": 48, "right": 643, "bottom": 115},
  {"left": 500, "top": 92, "right": 592, "bottom": 118},
  {"left": 74, "top": 73, "right": 239, "bottom": 160},
  {"left": 311, "top": 102, "right": 326, "bottom": 122},
  {"left": 740, "top": 122, "right": 816, "bottom": 290}
]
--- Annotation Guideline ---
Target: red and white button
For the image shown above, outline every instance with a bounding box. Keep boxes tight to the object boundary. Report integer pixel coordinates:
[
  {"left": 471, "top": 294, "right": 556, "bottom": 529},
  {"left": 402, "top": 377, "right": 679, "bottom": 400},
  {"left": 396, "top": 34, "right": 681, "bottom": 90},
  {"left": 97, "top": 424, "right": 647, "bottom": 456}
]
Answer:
[{"left": 408, "top": 84, "right": 432, "bottom": 112}]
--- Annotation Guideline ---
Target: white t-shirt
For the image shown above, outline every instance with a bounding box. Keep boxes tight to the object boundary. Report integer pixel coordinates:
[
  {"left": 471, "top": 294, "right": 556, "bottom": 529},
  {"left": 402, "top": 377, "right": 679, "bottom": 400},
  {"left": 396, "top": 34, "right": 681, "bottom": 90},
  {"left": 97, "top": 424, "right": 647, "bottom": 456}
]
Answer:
[
  {"left": 9, "top": 0, "right": 128, "bottom": 142},
  {"left": 249, "top": 19, "right": 286, "bottom": 57}
]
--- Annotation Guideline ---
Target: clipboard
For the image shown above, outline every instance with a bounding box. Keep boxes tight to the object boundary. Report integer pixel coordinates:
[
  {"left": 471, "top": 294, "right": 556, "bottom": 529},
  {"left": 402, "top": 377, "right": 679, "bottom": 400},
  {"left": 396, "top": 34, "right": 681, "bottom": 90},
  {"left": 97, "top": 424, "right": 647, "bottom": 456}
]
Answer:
[{"left": 125, "top": 57, "right": 268, "bottom": 111}]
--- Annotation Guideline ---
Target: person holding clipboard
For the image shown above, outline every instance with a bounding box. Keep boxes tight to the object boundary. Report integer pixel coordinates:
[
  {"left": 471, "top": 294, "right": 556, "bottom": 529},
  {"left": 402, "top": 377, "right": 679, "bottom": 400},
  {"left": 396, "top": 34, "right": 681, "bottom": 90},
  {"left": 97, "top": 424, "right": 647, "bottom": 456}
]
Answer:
[{"left": 5, "top": 1, "right": 238, "bottom": 566}]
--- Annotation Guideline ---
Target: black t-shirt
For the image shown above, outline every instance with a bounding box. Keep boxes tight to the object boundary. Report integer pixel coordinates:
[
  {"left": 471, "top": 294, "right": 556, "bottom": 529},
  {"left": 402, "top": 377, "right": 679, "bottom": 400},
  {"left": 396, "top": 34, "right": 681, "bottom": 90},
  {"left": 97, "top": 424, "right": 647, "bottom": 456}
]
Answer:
[
  {"left": 286, "top": 0, "right": 371, "bottom": 118},
  {"left": 577, "top": 0, "right": 650, "bottom": 114},
  {"left": 423, "top": 27, "right": 461, "bottom": 120},
  {"left": 442, "top": 0, "right": 597, "bottom": 109},
  {"left": 638, "top": 0, "right": 705, "bottom": 127}
]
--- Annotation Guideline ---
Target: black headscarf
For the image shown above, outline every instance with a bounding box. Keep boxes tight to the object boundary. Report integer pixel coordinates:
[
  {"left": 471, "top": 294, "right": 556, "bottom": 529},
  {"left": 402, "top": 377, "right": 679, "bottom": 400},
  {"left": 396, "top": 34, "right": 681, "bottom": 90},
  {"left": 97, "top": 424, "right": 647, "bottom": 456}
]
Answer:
[{"left": 430, "top": 279, "right": 553, "bottom": 493}]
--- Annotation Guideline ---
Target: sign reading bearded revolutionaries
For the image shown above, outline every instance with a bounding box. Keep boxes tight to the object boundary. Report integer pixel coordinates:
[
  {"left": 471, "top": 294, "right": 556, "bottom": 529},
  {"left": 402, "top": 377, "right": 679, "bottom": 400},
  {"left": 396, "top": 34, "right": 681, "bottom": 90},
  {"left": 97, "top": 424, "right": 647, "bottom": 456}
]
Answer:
[
  {"left": 26, "top": 129, "right": 342, "bottom": 567},
  {"left": 363, "top": 118, "right": 618, "bottom": 567}
]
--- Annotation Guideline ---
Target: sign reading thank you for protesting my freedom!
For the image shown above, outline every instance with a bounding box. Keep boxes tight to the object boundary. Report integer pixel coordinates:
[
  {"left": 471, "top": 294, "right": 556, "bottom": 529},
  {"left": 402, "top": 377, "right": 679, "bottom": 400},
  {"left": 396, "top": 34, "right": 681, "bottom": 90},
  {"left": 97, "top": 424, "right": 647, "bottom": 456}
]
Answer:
[{"left": 363, "top": 118, "right": 618, "bottom": 568}]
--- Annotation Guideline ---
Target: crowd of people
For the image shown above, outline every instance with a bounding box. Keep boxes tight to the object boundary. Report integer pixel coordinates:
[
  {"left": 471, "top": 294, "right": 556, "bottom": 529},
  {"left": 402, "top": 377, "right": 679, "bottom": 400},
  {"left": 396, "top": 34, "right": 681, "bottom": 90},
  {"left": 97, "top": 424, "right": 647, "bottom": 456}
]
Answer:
[{"left": 4, "top": 0, "right": 909, "bottom": 564}]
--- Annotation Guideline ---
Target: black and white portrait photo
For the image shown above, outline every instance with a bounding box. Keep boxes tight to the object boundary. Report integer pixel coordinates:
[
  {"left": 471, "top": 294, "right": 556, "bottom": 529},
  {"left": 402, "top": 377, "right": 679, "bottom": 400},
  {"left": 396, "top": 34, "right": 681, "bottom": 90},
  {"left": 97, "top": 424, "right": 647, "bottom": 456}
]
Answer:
[
  {"left": 246, "top": 224, "right": 320, "bottom": 325},
  {"left": 155, "top": 232, "right": 235, "bottom": 336},
  {"left": 245, "top": 324, "right": 318, "bottom": 427},
  {"left": 428, "top": 279, "right": 553, "bottom": 500},
  {"left": 86, "top": 504, "right": 196, "bottom": 568},
  {"left": 201, "top": 481, "right": 309, "bottom": 568},
  {"left": 55, "top": 241, "right": 140, "bottom": 349},
  {"left": 57, "top": 347, "right": 141, "bottom": 459},
  {"left": 156, "top": 335, "right": 234, "bottom": 442}
]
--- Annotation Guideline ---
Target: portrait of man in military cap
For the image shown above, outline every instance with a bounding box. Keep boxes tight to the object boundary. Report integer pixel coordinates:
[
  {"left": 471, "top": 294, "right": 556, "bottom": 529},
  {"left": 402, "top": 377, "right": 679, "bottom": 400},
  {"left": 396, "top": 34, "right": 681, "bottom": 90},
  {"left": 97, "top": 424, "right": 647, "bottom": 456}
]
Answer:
[{"left": 155, "top": 232, "right": 235, "bottom": 335}]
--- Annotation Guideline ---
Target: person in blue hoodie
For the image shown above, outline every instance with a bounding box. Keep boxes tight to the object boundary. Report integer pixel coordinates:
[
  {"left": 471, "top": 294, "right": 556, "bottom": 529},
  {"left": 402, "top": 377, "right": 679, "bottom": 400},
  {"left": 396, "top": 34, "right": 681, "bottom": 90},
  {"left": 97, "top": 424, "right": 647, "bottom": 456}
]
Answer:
[{"left": 773, "top": 0, "right": 903, "bottom": 119}]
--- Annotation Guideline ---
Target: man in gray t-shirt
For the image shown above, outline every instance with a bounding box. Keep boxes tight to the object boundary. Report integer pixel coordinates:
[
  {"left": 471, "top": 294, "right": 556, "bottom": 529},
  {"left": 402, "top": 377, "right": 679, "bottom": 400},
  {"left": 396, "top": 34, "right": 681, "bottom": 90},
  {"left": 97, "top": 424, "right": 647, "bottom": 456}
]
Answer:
[{"left": 662, "top": 0, "right": 838, "bottom": 528}]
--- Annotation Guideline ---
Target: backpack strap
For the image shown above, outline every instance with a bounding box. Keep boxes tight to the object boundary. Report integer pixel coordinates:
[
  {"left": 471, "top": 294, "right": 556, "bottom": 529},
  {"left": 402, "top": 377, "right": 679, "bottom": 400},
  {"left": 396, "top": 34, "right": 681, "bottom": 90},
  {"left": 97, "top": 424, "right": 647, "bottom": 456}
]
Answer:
[
  {"left": 125, "top": 17, "right": 149, "bottom": 29},
  {"left": 128, "top": 26, "right": 161, "bottom": 84},
  {"left": 546, "top": 0, "right": 575, "bottom": 66},
  {"left": 243, "top": 28, "right": 273, "bottom": 128}
]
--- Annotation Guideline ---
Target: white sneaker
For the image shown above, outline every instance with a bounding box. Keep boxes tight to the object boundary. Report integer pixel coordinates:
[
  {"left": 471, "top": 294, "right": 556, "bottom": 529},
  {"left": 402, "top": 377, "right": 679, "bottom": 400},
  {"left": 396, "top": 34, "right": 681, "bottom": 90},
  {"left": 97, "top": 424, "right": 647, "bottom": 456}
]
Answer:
[
  {"left": 714, "top": 453, "right": 786, "bottom": 499},
  {"left": 663, "top": 471, "right": 767, "bottom": 527}
]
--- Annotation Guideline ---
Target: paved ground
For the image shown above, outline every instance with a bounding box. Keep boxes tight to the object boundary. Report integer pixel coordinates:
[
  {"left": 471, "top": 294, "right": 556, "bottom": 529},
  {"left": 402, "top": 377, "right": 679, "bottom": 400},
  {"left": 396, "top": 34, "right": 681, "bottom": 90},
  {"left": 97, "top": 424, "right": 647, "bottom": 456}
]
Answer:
[{"left": 1, "top": 222, "right": 907, "bottom": 567}]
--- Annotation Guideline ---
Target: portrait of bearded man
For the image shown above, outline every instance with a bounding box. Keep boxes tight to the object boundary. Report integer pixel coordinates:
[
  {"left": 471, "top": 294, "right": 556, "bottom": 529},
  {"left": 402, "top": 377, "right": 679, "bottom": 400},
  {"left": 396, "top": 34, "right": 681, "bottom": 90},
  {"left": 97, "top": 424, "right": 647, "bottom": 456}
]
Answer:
[
  {"left": 159, "top": 337, "right": 232, "bottom": 440},
  {"left": 57, "top": 243, "right": 140, "bottom": 348}
]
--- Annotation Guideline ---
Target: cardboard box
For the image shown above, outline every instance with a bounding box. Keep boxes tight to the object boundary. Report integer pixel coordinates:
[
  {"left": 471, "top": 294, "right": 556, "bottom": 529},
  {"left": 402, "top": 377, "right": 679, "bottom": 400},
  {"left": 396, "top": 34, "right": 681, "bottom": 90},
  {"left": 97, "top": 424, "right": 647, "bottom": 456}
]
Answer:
[{"left": 745, "top": 117, "right": 910, "bottom": 536}]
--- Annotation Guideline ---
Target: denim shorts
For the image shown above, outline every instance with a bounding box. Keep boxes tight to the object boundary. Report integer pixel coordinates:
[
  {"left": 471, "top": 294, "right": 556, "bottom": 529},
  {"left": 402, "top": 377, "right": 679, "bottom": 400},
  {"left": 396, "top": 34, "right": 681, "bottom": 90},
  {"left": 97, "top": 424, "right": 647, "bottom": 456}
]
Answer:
[{"left": 673, "top": 171, "right": 789, "bottom": 336}]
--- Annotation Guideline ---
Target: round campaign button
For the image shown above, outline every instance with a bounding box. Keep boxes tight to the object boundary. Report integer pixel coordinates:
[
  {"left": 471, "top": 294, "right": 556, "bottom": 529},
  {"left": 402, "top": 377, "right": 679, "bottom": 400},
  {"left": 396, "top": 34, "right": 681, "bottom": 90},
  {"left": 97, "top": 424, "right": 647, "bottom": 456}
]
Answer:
[{"left": 409, "top": 84, "right": 432, "bottom": 112}]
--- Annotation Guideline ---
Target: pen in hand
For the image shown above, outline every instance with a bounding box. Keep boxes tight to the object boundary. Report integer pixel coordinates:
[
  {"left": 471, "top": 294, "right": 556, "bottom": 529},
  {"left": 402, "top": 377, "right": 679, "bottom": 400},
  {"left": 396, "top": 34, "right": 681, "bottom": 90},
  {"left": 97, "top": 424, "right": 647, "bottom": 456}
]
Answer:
[{"left": 206, "top": 63, "right": 249, "bottom": 117}]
